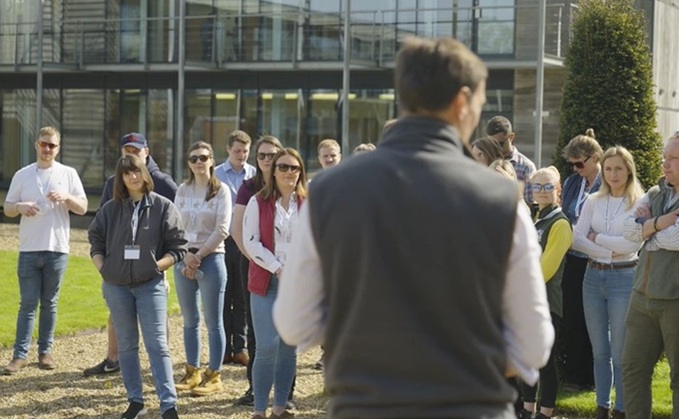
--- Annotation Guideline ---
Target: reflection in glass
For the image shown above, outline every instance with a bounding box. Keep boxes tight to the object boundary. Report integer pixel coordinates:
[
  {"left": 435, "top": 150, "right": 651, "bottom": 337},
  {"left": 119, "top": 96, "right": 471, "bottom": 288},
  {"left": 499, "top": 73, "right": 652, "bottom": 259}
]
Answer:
[{"left": 61, "top": 90, "right": 104, "bottom": 188}]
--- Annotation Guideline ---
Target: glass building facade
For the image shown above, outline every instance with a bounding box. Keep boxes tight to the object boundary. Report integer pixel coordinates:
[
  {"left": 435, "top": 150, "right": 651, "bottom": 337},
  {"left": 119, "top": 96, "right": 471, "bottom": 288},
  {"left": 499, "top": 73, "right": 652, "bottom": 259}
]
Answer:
[{"left": 0, "top": 0, "right": 574, "bottom": 193}]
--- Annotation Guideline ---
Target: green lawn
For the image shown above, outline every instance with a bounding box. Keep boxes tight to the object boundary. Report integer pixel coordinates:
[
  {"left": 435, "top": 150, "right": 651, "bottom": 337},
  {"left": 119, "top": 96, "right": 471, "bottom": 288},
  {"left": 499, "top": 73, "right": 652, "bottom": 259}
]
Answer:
[
  {"left": 0, "top": 250, "right": 179, "bottom": 349},
  {"left": 0, "top": 249, "right": 673, "bottom": 417},
  {"left": 556, "top": 358, "right": 673, "bottom": 417}
]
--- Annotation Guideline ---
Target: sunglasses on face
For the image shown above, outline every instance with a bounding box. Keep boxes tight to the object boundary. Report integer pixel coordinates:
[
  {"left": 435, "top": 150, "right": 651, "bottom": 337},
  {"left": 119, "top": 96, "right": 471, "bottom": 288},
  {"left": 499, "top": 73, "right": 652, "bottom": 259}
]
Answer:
[
  {"left": 569, "top": 156, "right": 591, "bottom": 169},
  {"left": 188, "top": 155, "right": 210, "bottom": 164},
  {"left": 257, "top": 152, "right": 277, "bottom": 161},
  {"left": 38, "top": 141, "right": 59, "bottom": 150},
  {"left": 531, "top": 183, "right": 556, "bottom": 193},
  {"left": 276, "top": 163, "right": 301, "bottom": 173}
]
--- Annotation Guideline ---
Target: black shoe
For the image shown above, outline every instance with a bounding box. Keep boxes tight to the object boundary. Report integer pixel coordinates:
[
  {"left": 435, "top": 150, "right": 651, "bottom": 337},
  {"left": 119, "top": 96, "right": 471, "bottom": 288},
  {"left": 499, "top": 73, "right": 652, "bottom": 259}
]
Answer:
[
  {"left": 234, "top": 388, "right": 254, "bottom": 406},
  {"left": 162, "top": 407, "right": 179, "bottom": 419},
  {"left": 84, "top": 358, "right": 120, "bottom": 376},
  {"left": 535, "top": 413, "right": 551, "bottom": 419},
  {"left": 518, "top": 409, "right": 533, "bottom": 419},
  {"left": 121, "top": 401, "right": 146, "bottom": 419},
  {"left": 313, "top": 358, "right": 324, "bottom": 371}
]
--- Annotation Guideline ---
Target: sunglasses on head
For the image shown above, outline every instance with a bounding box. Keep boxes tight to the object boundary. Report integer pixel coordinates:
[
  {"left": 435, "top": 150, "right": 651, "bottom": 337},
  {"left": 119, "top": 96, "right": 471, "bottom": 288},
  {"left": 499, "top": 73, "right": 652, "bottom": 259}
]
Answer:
[
  {"left": 569, "top": 155, "right": 591, "bottom": 169},
  {"left": 531, "top": 183, "right": 556, "bottom": 193},
  {"left": 257, "top": 152, "right": 277, "bottom": 161},
  {"left": 276, "top": 163, "right": 301, "bottom": 173},
  {"left": 188, "top": 155, "right": 210, "bottom": 164},
  {"left": 38, "top": 141, "right": 59, "bottom": 150}
]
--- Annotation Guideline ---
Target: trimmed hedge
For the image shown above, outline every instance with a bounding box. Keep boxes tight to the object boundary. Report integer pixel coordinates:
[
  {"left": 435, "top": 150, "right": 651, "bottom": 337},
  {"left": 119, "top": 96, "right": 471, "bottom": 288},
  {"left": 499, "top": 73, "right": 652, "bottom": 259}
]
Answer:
[{"left": 553, "top": 0, "right": 662, "bottom": 188}]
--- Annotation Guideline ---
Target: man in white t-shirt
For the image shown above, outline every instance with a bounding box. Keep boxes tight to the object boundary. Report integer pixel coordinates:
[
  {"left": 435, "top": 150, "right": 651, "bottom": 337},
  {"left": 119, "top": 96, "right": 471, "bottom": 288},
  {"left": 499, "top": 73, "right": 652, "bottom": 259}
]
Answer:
[{"left": 1, "top": 126, "right": 88, "bottom": 375}]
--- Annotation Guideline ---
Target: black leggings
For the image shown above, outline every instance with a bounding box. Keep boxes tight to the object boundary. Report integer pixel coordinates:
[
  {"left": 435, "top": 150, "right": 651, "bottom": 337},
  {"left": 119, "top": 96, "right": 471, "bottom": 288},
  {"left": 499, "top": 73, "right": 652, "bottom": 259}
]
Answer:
[{"left": 521, "top": 314, "right": 561, "bottom": 408}]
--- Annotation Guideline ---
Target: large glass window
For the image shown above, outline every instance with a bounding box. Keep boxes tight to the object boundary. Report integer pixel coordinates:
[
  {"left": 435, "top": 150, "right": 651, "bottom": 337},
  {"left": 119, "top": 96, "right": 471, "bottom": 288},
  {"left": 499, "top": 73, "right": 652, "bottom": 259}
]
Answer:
[
  {"left": 0, "top": 89, "right": 37, "bottom": 185},
  {"left": 212, "top": 89, "right": 240, "bottom": 162}
]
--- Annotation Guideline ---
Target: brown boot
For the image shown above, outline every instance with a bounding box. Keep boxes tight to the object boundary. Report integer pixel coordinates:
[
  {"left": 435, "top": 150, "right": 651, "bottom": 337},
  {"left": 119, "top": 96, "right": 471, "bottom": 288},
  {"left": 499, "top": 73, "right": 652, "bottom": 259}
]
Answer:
[
  {"left": 595, "top": 406, "right": 610, "bottom": 419},
  {"left": 38, "top": 353, "right": 56, "bottom": 370},
  {"left": 175, "top": 364, "right": 202, "bottom": 391},
  {"left": 191, "top": 368, "right": 223, "bottom": 396},
  {"left": 1, "top": 358, "right": 28, "bottom": 375},
  {"left": 611, "top": 410, "right": 625, "bottom": 419},
  {"left": 233, "top": 351, "right": 249, "bottom": 367}
]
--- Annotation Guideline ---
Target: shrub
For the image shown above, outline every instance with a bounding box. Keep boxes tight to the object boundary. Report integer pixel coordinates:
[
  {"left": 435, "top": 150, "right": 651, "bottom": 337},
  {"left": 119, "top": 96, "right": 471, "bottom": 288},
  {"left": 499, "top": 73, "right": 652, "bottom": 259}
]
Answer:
[{"left": 553, "top": 0, "right": 662, "bottom": 189}]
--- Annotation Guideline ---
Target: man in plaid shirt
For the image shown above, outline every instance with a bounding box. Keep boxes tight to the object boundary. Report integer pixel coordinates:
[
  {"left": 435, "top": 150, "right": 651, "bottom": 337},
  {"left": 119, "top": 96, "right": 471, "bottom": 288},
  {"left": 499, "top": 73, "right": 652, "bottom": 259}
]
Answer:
[{"left": 486, "top": 116, "right": 536, "bottom": 204}]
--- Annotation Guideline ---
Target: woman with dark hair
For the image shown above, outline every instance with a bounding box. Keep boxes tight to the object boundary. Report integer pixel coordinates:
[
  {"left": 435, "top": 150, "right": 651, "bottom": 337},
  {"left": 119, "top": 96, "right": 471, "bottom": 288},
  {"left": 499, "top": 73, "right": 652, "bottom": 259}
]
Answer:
[
  {"left": 472, "top": 137, "right": 504, "bottom": 166},
  {"left": 559, "top": 129, "right": 603, "bottom": 390},
  {"left": 243, "top": 148, "right": 307, "bottom": 419},
  {"left": 231, "top": 135, "right": 285, "bottom": 406},
  {"left": 88, "top": 154, "right": 186, "bottom": 419},
  {"left": 173, "top": 141, "right": 231, "bottom": 396}
]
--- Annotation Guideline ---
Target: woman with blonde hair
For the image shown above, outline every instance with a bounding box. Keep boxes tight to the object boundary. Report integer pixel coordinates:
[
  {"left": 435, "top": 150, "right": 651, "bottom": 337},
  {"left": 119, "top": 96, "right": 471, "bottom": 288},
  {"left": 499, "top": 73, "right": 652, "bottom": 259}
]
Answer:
[
  {"left": 572, "top": 146, "right": 644, "bottom": 419},
  {"left": 243, "top": 148, "right": 307, "bottom": 419},
  {"left": 519, "top": 166, "right": 572, "bottom": 419}
]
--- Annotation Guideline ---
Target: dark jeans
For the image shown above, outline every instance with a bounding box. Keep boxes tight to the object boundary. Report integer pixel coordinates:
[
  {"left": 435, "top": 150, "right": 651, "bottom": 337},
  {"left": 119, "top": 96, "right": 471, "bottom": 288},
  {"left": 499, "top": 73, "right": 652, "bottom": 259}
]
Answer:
[
  {"left": 560, "top": 254, "right": 594, "bottom": 387},
  {"left": 224, "top": 237, "right": 246, "bottom": 355},
  {"left": 240, "top": 253, "right": 295, "bottom": 398},
  {"left": 521, "top": 314, "right": 561, "bottom": 408}
]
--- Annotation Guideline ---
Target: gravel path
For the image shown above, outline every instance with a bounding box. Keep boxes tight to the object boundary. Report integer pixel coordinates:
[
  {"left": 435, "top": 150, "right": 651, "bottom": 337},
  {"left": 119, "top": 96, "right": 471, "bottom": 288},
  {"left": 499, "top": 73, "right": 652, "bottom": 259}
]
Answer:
[{"left": 0, "top": 223, "right": 327, "bottom": 418}]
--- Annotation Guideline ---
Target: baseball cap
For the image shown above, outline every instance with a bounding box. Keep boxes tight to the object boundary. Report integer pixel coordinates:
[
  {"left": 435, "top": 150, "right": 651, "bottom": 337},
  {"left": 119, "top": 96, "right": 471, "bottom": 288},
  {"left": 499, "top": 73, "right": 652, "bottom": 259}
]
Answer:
[{"left": 120, "top": 133, "right": 148, "bottom": 149}]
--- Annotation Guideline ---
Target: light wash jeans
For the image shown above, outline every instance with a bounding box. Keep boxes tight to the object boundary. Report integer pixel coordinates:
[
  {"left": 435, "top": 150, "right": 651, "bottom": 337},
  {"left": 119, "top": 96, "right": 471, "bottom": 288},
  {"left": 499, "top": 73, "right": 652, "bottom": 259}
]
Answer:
[
  {"left": 13, "top": 251, "right": 68, "bottom": 359},
  {"left": 103, "top": 278, "right": 177, "bottom": 414},
  {"left": 582, "top": 265, "right": 634, "bottom": 411},
  {"left": 174, "top": 252, "right": 227, "bottom": 371},
  {"left": 251, "top": 276, "right": 297, "bottom": 412}
]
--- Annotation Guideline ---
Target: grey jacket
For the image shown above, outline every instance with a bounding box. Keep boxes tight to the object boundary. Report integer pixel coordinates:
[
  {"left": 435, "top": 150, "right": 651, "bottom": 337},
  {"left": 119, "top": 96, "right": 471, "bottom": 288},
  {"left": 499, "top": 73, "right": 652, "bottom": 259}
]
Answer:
[{"left": 89, "top": 192, "right": 187, "bottom": 287}]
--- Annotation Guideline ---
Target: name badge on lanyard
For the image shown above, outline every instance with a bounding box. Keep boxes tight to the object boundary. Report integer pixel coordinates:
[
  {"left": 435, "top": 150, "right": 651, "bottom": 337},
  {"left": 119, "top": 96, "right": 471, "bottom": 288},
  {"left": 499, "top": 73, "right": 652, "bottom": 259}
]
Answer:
[{"left": 125, "top": 200, "right": 143, "bottom": 260}]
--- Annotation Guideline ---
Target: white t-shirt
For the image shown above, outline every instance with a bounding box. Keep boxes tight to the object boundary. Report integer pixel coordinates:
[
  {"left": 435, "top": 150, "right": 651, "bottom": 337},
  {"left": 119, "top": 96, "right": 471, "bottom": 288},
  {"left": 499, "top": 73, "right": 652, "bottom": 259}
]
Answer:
[{"left": 5, "top": 161, "right": 86, "bottom": 253}]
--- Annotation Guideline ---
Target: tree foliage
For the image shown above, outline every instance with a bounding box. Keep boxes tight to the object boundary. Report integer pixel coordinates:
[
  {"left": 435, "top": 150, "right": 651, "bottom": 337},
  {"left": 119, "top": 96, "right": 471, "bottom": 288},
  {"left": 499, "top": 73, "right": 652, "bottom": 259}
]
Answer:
[{"left": 553, "top": 0, "right": 662, "bottom": 189}]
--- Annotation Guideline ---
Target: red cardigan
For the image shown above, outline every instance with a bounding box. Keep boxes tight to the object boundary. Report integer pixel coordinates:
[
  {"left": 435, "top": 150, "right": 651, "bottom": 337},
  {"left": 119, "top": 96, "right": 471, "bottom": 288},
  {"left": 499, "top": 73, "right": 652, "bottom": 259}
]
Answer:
[{"left": 247, "top": 194, "right": 304, "bottom": 296}]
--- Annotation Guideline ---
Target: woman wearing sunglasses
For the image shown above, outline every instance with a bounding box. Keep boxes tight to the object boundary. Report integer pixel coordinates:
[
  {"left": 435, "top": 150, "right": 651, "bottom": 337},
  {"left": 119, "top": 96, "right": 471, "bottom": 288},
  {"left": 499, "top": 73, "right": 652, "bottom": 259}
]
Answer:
[
  {"left": 231, "top": 135, "right": 286, "bottom": 406},
  {"left": 519, "top": 167, "right": 572, "bottom": 419},
  {"left": 243, "top": 148, "right": 307, "bottom": 419},
  {"left": 559, "top": 129, "right": 603, "bottom": 391},
  {"left": 173, "top": 141, "right": 231, "bottom": 396},
  {"left": 572, "top": 146, "right": 644, "bottom": 419}
]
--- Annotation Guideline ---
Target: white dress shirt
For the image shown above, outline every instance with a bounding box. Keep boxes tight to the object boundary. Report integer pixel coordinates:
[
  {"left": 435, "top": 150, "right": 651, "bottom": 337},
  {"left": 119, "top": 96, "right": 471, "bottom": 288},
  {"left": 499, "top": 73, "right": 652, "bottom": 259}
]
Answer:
[{"left": 273, "top": 200, "right": 554, "bottom": 385}]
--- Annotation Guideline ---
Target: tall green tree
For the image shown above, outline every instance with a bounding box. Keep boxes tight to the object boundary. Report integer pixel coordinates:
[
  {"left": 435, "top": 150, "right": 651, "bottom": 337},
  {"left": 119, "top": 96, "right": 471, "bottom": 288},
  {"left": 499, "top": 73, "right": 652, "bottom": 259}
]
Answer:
[{"left": 553, "top": 0, "right": 662, "bottom": 189}]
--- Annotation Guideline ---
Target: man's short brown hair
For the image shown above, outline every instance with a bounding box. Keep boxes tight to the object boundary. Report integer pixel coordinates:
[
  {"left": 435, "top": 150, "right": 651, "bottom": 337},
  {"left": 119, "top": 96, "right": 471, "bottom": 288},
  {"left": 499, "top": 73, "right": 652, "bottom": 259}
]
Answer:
[
  {"left": 317, "top": 139, "right": 340, "bottom": 154},
  {"left": 395, "top": 36, "right": 487, "bottom": 114},
  {"left": 485, "top": 116, "right": 513, "bottom": 137},
  {"left": 38, "top": 126, "right": 61, "bottom": 142},
  {"left": 228, "top": 130, "right": 252, "bottom": 147}
]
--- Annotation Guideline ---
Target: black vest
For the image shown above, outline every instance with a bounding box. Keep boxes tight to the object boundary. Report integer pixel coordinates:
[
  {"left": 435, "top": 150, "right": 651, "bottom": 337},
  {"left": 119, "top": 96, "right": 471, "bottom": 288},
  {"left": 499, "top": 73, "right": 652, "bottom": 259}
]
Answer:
[
  {"left": 534, "top": 204, "right": 570, "bottom": 317},
  {"left": 309, "top": 117, "right": 519, "bottom": 418}
]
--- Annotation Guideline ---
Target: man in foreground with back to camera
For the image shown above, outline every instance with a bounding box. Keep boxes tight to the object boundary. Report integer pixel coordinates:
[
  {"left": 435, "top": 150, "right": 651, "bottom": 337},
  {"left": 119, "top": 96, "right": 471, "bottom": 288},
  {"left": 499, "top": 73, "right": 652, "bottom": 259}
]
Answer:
[{"left": 274, "top": 36, "right": 554, "bottom": 418}]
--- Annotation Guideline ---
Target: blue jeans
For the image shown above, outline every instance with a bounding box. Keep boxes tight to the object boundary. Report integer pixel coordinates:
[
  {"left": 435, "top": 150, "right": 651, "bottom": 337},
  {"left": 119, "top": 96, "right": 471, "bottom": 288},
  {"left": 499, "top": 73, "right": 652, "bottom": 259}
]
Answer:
[
  {"left": 251, "top": 276, "right": 297, "bottom": 412},
  {"left": 174, "top": 253, "right": 227, "bottom": 371},
  {"left": 13, "top": 251, "right": 68, "bottom": 359},
  {"left": 582, "top": 265, "right": 634, "bottom": 411},
  {"left": 103, "top": 278, "right": 177, "bottom": 414}
]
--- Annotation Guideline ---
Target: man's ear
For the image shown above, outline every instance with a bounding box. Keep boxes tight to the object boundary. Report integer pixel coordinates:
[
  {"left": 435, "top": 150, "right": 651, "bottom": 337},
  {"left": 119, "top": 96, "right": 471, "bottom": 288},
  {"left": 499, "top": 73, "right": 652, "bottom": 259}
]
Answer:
[{"left": 452, "top": 86, "right": 472, "bottom": 122}]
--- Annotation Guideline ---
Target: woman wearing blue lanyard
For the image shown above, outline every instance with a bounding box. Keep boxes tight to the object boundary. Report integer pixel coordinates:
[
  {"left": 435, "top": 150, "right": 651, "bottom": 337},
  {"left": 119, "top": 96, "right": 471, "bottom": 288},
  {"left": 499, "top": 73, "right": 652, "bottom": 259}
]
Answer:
[
  {"left": 89, "top": 155, "right": 187, "bottom": 419},
  {"left": 173, "top": 141, "right": 231, "bottom": 396},
  {"left": 572, "top": 146, "right": 643, "bottom": 419},
  {"left": 559, "top": 129, "right": 603, "bottom": 390}
]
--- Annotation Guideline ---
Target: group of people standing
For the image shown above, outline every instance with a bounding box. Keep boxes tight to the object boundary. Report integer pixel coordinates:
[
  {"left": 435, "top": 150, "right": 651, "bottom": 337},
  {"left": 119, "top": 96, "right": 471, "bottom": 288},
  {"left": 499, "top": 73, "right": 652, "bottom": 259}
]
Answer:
[
  {"left": 0, "top": 126, "right": 355, "bottom": 418},
  {"left": 473, "top": 116, "right": 679, "bottom": 419},
  {"left": 3, "top": 34, "right": 679, "bottom": 419}
]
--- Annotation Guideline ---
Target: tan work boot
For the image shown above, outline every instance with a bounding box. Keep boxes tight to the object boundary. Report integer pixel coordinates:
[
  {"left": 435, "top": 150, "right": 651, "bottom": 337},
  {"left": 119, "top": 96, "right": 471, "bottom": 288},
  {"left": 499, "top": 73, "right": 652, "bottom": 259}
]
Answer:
[
  {"left": 1, "top": 358, "right": 28, "bottom": 375},
  {"left": 191, "top": 368, "right": 223, "bottom": 396},
  {"left": 38, "top": 353, "right": 56, "bottom": 370},
  {"left": 175, "top": 364, "right": 202, "bottom": 391}
]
